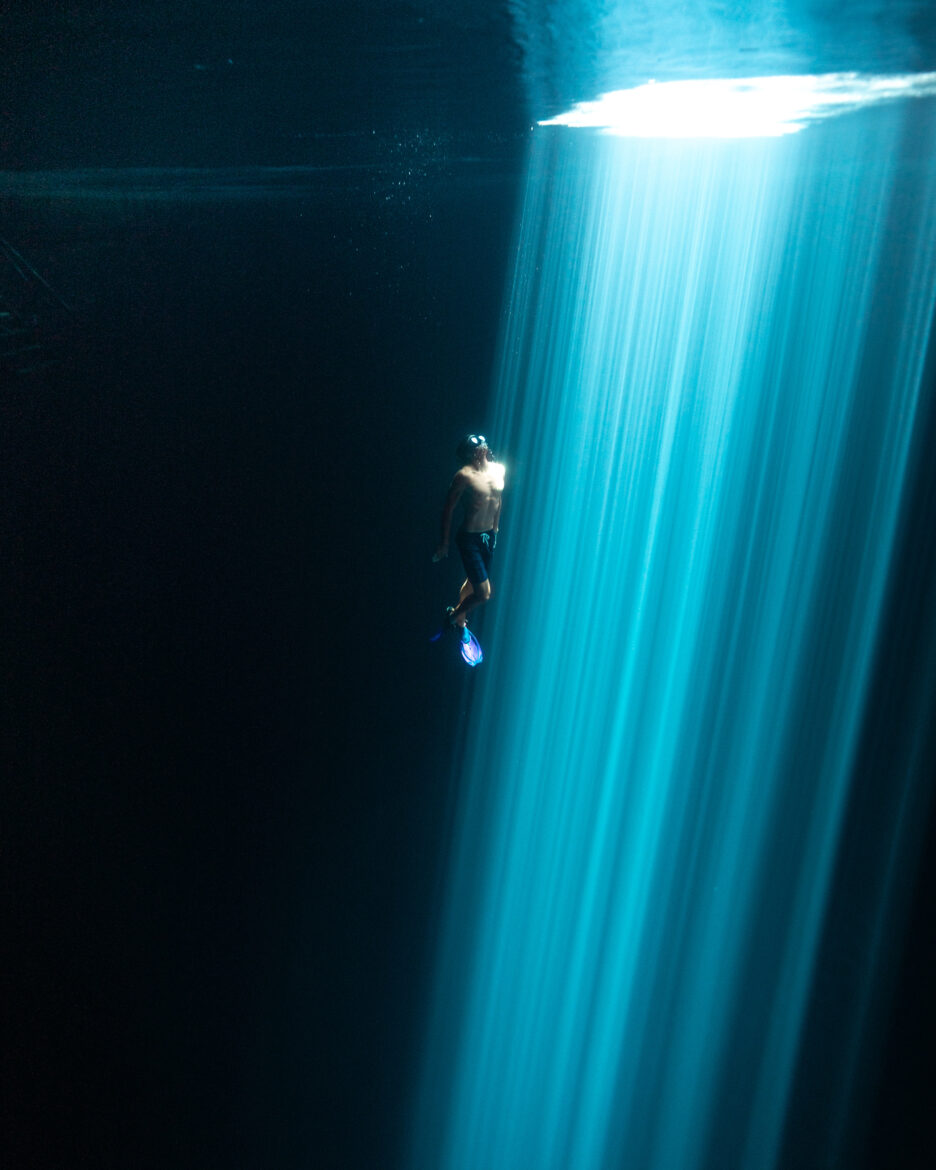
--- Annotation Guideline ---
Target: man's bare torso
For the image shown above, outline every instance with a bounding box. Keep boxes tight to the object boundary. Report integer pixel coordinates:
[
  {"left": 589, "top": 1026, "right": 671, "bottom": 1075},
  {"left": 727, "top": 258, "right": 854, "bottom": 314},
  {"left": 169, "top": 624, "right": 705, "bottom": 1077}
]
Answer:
[{"left": 459, "top": 461, "right": 505, "bottom": 532}]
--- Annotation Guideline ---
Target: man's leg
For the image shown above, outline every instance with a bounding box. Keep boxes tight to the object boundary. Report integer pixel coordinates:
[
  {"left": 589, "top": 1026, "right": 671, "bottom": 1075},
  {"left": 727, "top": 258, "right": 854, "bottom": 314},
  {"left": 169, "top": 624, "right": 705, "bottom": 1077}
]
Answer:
[
  {"left": 452, "top": 578, "right": 491, "bottom": 626},
  {"left": 458, "top": 578, "right": 473, "bottom": 609},
  {"left": 445, "top": 580, "right": 473, "bottom": 630}
]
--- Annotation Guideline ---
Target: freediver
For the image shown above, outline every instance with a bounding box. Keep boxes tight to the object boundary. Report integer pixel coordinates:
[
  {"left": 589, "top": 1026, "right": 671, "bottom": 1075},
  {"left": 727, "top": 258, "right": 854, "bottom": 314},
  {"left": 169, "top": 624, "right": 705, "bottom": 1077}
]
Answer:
[{"left": 432, "top": 434, "right": 505, "bottom": 643}]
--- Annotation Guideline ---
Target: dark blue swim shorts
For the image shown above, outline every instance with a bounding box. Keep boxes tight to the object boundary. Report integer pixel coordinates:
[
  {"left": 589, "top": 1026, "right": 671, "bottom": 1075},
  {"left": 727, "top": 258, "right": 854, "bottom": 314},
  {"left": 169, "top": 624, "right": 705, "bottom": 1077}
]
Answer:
[{"left": 456, "top": 528, "right": 496, "bottom": 585}]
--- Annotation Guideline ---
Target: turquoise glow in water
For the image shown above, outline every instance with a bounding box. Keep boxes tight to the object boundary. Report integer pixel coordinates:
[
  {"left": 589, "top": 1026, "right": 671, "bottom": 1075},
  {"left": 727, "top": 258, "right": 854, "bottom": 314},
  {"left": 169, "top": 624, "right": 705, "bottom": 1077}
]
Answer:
[{"left": 411, "top": 102, "right": 936, "bottom": 1170}]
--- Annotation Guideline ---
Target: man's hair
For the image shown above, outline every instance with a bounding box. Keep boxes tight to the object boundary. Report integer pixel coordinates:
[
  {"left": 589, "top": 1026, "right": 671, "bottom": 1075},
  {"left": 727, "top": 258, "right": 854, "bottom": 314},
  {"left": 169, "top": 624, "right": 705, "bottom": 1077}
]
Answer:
[{"left": 457, "top": 433, "right": 492, "bottom": 464}]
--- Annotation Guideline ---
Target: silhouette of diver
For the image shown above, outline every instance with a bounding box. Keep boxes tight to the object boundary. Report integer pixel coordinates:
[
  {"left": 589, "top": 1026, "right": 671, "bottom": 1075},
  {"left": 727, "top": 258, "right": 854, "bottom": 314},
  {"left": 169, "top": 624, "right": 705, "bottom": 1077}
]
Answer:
[{"left": 433, "top": 434, "right": 505, "bottom": 643}]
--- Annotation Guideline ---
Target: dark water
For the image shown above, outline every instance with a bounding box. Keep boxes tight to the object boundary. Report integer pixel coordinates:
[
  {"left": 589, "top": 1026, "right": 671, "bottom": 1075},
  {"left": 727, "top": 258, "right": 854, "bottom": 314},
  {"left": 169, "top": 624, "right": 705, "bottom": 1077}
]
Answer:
[
  {"left": 3, "top": 144, "right": 527, "bottom": 1170},
  {"left": 4, "top": 4, "right": 936, "bottom": 1169}
]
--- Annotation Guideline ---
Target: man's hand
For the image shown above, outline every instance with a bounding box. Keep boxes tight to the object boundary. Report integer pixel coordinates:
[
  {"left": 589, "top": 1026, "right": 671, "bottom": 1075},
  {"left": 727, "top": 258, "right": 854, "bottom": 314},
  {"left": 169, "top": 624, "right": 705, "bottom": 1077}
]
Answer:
[{"left": 432, "top": 544, "right": 449, "bottom": 563}]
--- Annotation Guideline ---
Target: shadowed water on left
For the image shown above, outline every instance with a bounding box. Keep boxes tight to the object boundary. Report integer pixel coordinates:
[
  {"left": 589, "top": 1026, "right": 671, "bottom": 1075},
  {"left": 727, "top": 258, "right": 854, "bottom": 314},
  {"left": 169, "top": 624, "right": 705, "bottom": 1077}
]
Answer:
[{"left": 1, "top": 158, "right": 521, "bottom": 1169}]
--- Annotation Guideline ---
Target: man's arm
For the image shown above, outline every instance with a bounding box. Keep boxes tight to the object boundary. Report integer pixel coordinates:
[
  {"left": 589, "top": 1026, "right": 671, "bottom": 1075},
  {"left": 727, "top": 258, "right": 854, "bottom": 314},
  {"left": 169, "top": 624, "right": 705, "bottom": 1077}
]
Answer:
[
  {"left": 432, "top": 472, "right": 466, "bottom": 561},
  {"left": 492, "top": 463, "right": 504, "bottom": 533}
]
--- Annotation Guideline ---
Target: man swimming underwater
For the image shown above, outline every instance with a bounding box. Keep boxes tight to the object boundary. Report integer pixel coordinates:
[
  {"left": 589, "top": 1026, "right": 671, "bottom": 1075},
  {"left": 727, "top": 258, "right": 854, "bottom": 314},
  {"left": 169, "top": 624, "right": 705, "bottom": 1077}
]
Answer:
[{"left": 433, "top": 434, "right": 505, "bottom": 643}]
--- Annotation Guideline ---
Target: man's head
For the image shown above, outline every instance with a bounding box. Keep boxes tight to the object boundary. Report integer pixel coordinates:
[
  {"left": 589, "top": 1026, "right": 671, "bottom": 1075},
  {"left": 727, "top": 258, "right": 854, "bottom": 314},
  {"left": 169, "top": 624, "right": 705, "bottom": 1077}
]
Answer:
[{"left": 457, "top": 433, "right": 492, "bottom": 466}]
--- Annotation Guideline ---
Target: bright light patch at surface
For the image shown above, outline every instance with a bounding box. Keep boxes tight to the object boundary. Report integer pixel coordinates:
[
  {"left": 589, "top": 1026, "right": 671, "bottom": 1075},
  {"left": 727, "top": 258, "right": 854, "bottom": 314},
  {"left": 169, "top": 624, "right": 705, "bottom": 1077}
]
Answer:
[
  {"left": 411, "top": 101, "right": 936, "bottom": 1170},
  {"left": 539, "top": 72, "right": 936, "bottom": 137}
]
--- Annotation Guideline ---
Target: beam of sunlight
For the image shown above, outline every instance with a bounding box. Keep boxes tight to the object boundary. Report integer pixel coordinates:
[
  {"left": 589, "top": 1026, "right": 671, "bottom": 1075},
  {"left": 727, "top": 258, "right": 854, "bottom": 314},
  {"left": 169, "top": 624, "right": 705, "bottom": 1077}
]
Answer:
[
  {"left": 539, "top": 73, "right": 936, "bottom": 138},
  {"left": 411, "top": 99, "right": 936, "bottom": 1170}
]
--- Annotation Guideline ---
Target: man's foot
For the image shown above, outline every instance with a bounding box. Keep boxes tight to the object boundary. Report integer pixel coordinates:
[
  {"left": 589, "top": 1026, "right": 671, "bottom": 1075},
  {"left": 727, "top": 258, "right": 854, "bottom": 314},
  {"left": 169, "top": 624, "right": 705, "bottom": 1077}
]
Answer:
[{"left": 444, "top": 605, "right": 471, "bottom": 643}]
